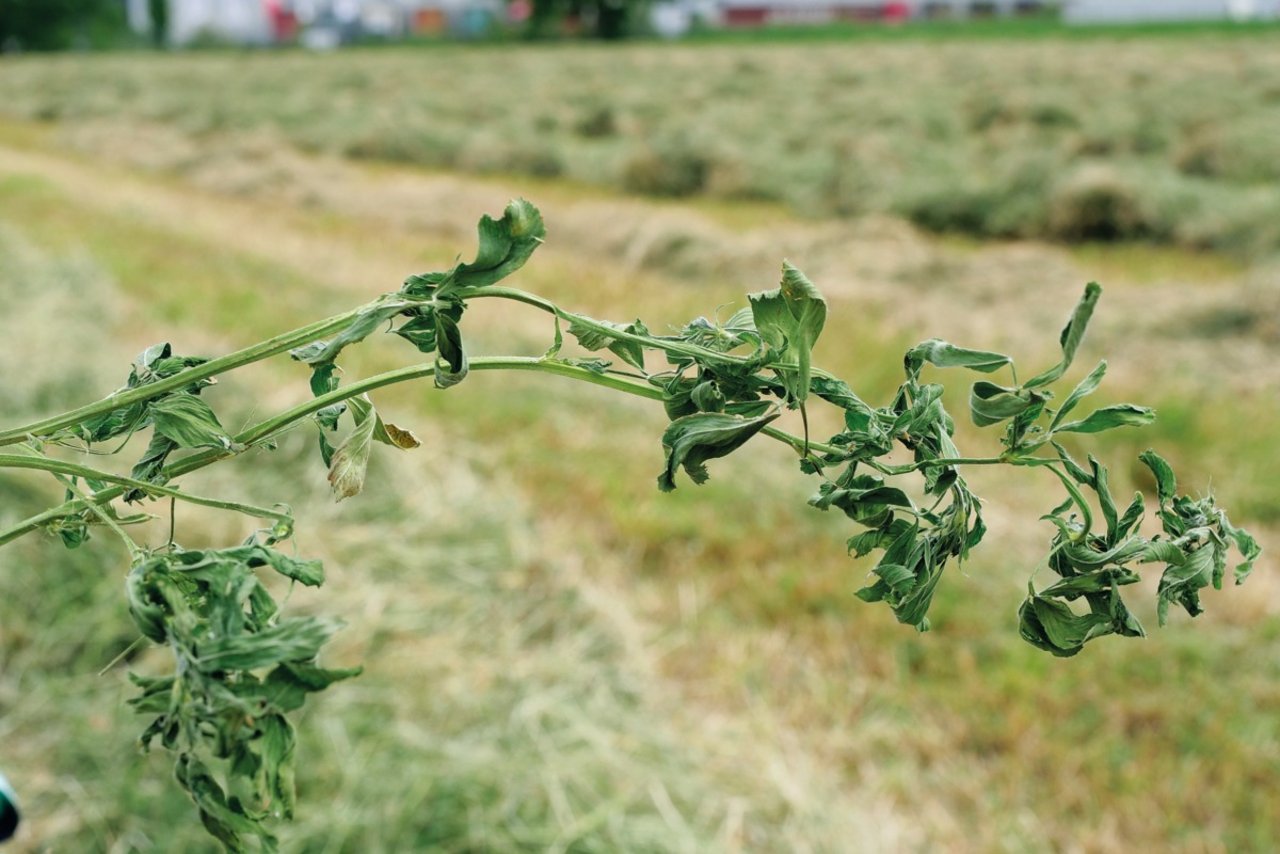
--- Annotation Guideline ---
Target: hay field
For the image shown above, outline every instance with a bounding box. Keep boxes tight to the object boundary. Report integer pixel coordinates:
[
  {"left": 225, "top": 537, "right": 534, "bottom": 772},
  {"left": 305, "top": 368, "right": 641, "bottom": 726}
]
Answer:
[
  {"left": 0, "top": 32, "right": 1278, "bottom": 853},
  {"left": 3, "top": 34, "right": 1280, "bottom": 254}
]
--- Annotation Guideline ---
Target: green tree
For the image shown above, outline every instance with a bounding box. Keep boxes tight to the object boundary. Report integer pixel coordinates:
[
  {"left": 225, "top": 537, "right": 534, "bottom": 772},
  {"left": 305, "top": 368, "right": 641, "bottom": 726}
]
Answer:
[
  {"left": 147, "top": 0, "right": 167, "bottom": 46},
  {"left": 0, "top": 0, "right": 125, "bottom": 51},
  {"left": 524, "top": 0, "right": 646, "bottom": 40}
]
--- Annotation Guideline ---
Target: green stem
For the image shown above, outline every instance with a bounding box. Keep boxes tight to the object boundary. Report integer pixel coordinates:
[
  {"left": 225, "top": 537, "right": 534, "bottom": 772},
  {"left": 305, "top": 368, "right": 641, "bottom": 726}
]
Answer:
[
  {"left": 0, "top": 454, "right": 292, "bottom": 523},
  {"left": 470, "top": 286, "right": 739, "bottom": 365},
  {"left": 917, "top": 457, "right": 1011, "bottom": 468},
  {"left": 760, "top": 426, "right": 842, "bottom": 458},
  {"left": 61, "top": 476, "right": 143, "bottom": 560},
  {"left": 0, "top": 356, "right": 844, "bottom": 548},
  {"left": 0, "top": 280, "right": 841, "bottom": 455},
  {"left": 0, "top": 298, "right": 408, "bottom": 448},
  {"left": 1042, "top": 463, "right": 1095, "bottom": 538},
  {"left": 462, "top": 286, "right": 842, "bottom": 381}
]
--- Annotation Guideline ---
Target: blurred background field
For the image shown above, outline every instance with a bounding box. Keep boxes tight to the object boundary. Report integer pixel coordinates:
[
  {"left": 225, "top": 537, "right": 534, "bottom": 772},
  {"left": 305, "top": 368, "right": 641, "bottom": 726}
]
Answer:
[
  {"left": 1, "top": 11, "right": 1280, "bottom": 854},
  {"left": 5, "top": 34, "right": 1280, "bottom": 255}
]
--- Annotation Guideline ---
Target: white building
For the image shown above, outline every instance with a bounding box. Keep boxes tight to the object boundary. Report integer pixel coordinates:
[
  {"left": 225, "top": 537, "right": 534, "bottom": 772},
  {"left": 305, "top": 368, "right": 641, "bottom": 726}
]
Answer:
[
  {"left": 1063, "top": 0, "right": 1279, "bottom": 23},
  {"left": 127, "top": 0, "right": 273, "bottom": 45}
]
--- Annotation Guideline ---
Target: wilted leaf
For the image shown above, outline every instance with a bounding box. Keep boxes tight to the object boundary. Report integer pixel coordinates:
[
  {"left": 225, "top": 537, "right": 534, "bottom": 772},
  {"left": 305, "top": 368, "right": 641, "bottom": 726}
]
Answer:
[
  {"left": 392, "top": 311, "right": 440, "bottom": 354},
  {"left": 810, "top": 475, "right": 916, "bottom": 527},
  {"left": 1025, "top": 282, "right": 1102, "bottom": 389},
  {"left": 290, "top": 303, "right": 404, "bottom": 367},
  {"left": 149, "top": 393, "right": 233, "bottom": 450},
  {"left": 1114, "top": 492, "right": 1145, "bottom": 542},
  {"left": 1018, "top": 593, "right": 1111, "bottom": 657},
  {"left": 567, "top": 316, "right": 650, "bottom": 370},
  {"left": 401, "top": 198, "right": 546, "bottom": 297},
  {"left": 126, "top": 432, "right": 179, "bottom": 501},
  {"left": 174, "top": 754, "right": 266, "bottom": 852},
  {"left": 904, "top": 339, "right": 1011, "bottom": 378},
  {"left": 260, "top": 715, "right": 298, "bottom": 820},
  {"left": 748, "top": 262, "right": 826, "bottom": 405},
  {"left": 262, "top": 663, "right": 362, "bottom": 714},
  {"left": 1054, "top": 404, "right": 1155, "bottom": 435},
  {"left": 969, "top": 381, "right": 1041, "bottom": 427},
  {"left": 327, "top": 401, "right": 377, "bottom": 500},
  {"left": 1049, "top": 359, "right": 1107, "bottom": 431},
  {"left": 810, "top": 376, "right": 875, "bottom": 425},
  {"left": 1155, "top": 545, "right": 1214, "bottom": 625},
  {"left": 348, "top": 396, "right": 420, "bottom": 451},
  {"left": 198, "top": 616, "right": 340, "bottom": 672},
  {"left": 374, "top": 419, "right": 420, "bottom": 449},
  {"left": 1138, "top": 449, "right": 1177, "bottom": 504},
  {"left": 221, "top": 544, "right": 326, "bottom": 588},
  {"left": 658, "top": 409, "right": 779, "bottom": 492},
  {"left": 434, "top": 314, "right": 468, "bottom": 389}
]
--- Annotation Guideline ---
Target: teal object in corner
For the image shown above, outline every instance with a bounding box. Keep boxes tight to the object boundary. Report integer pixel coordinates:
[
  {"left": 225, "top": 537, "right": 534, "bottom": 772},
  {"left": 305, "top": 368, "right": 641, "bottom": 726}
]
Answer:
[{"left": 0, "top": 771, "right": 17, "bottom": 842}]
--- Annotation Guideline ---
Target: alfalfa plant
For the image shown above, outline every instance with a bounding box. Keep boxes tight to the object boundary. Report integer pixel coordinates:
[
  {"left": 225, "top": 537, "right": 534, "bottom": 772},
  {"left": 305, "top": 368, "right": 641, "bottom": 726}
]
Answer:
[{"left": 0, "top": 200, "right": 1260, "bottom": 850}]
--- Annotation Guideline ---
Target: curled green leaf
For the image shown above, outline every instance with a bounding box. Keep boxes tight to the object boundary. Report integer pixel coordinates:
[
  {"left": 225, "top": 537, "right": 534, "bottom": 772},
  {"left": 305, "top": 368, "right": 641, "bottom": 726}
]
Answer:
[
  {"left": 1018, "top": 593, "right": 1112, "bottom": 658},
  {"left": 434, "top": 314, "right": 469, "bottom": 389},
  {"left": 1054, "top": 404, "right": 1155, "bottom": 435},
  {"left": 149, "top": 393, "right": 234, "bottom": 450},
  {"left": 289, "top": 303, "right": 404, "bottom": 368},
  {"left": 969, "top": 381, "right": 1043, "bottom": 428},
  {"left": 567, "top": 316, "right": 650, "bottom": 371},
  {"left": 1025, "top": 282, "right": 1102, "bottom": 389},
  {"left": 658, "top": 409, "right": 779, "bottom": 492},
  {"left": 401, "top": 198, "right": 546, "bottom": 297},
  {"left": 904, "top": 339, "right": 1011, "bottom": 379},
  {"left": 327, "top": 400, "right": 377, "bottom": 501},
  {"left": 1049, "top": 359, "right": 1107, "bottom": 431},
  {"left": 1138, "top": 448, "right": 1177, "bottom": 505},
  {"left": 748, "top": 262, "right": 826, "bottom": 406}
]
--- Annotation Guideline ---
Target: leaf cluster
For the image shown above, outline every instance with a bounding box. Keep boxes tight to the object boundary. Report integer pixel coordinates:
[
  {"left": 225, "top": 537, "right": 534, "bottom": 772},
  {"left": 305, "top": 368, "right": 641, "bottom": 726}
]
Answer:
[
  {"left": 69, "top": 342, "right": 236, "bottom": 508},
  {"left": 291, "top": 199, "right": 543, "bottom": 498},
  {"left": 126, "top": 534, "right": 358, "bottom": 852}
]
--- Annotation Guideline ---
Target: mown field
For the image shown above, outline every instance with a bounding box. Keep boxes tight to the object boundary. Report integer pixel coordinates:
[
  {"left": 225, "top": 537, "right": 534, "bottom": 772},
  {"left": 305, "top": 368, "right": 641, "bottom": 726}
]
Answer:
[
  {"left": 0, "top": 31, "right": 1278, "bottom": 853},
  {"left": 3, "top": 33, "right": 1280, "bottom": 255}
]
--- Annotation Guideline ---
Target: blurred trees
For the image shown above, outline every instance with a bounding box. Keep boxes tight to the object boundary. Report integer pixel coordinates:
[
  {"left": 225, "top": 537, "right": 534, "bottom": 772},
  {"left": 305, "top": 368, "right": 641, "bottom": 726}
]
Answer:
[
  {"left": 526, "top": 0, "right": 647, "bottom": 40},
  {"left": 147, "top": 0, "right": 166, "bottom": 47},
  {"left": 0, "top": 0, "right": 125, "bottom": 50}
]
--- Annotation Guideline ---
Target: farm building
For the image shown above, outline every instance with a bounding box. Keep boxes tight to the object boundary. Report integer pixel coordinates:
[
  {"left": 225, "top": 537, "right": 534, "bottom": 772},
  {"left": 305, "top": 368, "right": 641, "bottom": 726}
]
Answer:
[
  {"left": 692, "top": 1, "right": 1050, "bottom": 26},
  {"left": 1063, "top": 0, "right": 1280, "bottom": 23}
]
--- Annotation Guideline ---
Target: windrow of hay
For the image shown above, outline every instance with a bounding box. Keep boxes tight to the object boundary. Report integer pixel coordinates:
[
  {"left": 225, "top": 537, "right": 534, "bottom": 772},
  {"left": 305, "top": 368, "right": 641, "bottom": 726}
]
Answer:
[{"left": 5, "top": 38, "right": 1280, "bottom": 254}]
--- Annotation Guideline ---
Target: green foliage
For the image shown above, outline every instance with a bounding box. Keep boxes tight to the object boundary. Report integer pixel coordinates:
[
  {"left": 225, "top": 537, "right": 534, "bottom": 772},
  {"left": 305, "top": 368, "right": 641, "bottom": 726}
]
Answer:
[
  {"left": 127, "top": 541, "right": 358, "bottom": 851},
  {"left": 0, "top": 200, "right": 1260, "bottom": 850},
  {"left": 0, "top": 0, "right": 125, "bottom": 50},
  {"left": 525, "top": 0, "right": 646, "bottom": 40}
]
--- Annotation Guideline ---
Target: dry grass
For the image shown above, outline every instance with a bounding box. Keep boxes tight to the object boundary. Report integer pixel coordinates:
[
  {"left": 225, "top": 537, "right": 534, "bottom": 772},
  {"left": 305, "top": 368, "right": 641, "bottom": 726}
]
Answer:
[{"left": 3, "top": 36, "right": 1280, "bottom": 253}]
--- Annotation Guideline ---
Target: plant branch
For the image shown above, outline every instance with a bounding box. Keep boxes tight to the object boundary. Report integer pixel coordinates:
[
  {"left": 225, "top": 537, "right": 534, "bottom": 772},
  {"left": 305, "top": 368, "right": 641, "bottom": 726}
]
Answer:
[
  {"left": 0, "top": 356, "right": 829, "bottom": 546},
  {"left": 461, "top": 286, "right": 843, "bottom": 382},
  {"left": 0, "top": 454, "right": 292, "bottom": 524},
  {"left": 0, "top": 297, "right": 411, "bottom": 447},
  {"left": 61, "top": 475, "right": 143, "bottom": 560}
]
